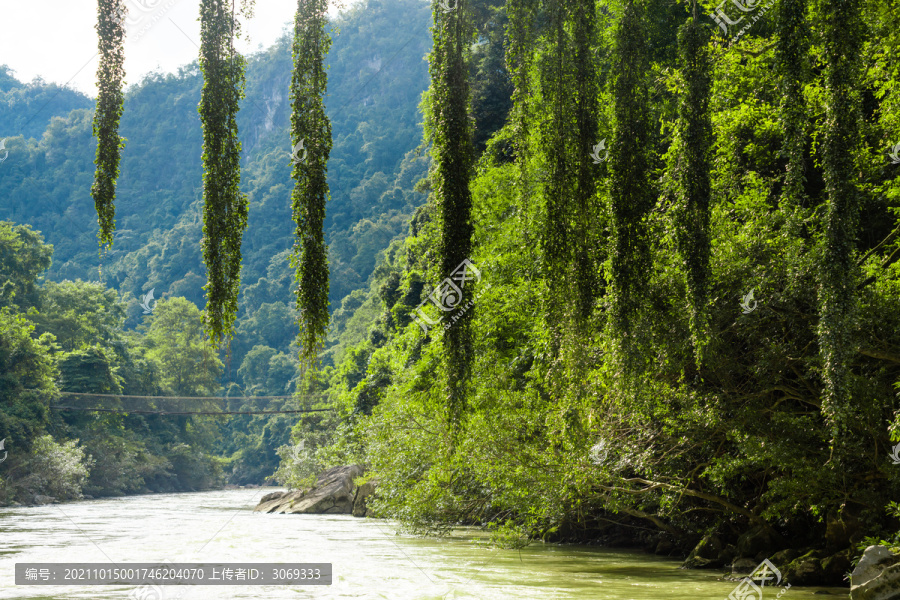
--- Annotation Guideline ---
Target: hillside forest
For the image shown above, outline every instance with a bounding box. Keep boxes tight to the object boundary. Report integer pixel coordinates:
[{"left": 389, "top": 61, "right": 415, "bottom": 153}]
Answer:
[{"left": 2, "top": 0, "right": 900, "bottom": 586}]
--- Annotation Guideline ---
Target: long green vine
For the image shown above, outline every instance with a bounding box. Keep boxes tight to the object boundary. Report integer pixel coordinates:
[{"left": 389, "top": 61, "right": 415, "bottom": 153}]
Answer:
[
  {"left": 198, "top": 0, "right": 250, "bottom": 346},
  {"left": 91, "top": 0, "right": 127, "bottom": 250},
  {"left": 290, "top": 0, "right": 333, "bottom": 368}
]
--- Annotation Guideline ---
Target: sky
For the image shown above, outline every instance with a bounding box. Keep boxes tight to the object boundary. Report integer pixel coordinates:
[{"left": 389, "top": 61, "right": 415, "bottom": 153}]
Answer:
[{"left": 1, "top": 0, "right": 358, "bottom": 97}]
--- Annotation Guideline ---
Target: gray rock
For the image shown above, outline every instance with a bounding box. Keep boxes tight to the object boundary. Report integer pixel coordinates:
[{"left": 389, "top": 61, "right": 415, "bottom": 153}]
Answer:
[
  {"left": 254, "top": 465, "right": 365, "bottom": 515},
  {"left": 850, "top": 545, "right": 900, "bottom": 600},
  {"left": 254, "top": 489, "right": 307, "bottom": 514},
  {"left": 732, "top": 558, "right": 759, "bottom": 576},
  {"left": 33, "top": 495, "right": 56, "bottom": 505},
  {"left": 352, "top": 481, "right": 376, "bottom": 517},
  {"left": 771, "top": 548, "right": 802, "bottom": 565},
  {"left": 259, "top": 490, "right": 285, "bottom": 504}
]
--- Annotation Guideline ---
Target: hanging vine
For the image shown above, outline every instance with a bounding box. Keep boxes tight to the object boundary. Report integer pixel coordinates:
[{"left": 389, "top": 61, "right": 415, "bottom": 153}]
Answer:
[
  {"left": 539, "top": 0, "right": 573, "bottom": 342},
  {"left": 674, "top": 2, "right": 712, "bottom": 361},
  {"left": 609, "top": 0, "right": 653, "bottom": 343},
  {"left": 505, "top": 0, "right": 537, "bottom": 272},
  {"left": 572, "top": 0, "right": 600, "bottom": 322},
  {"left": 431, "top": 0, "right": 475, "bottom": 432},
  {"left": 91, "top": 0, "right": 127, "bottom": 250},
  {"left": 198, "top": 0, "right": 250, "bottom": 346},
  {"left": 290, "top": 0, "right": 332, "bottom": 368},
  {"left": 776, "top": 0, "right": 809, "bottom": 217},
  {"left": 817, "top": 0, "right": 863, "bottom": 453}
]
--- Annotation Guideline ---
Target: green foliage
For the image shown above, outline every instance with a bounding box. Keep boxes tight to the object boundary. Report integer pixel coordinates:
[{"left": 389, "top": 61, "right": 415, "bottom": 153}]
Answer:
[
  {"left": 30, "top": 280, "right": 125, "bottom": 351},
  {"left": 0, "top": 65, "right": 93, "bottom": 140},
  {"left": 0, "top": 308, "right": 56, "bottom": 452},
  {"left": 198, "top": 0, "right": 251, "bottom": 346},
  {"left": 429, "top": 0, "right": 476, "bottom": 432},
  {"left": 4, "top": 435, "right": 90, "bottom": 503},
  {"left": 608, "top": 0, "right": 654, "bottom": 347},
  {"left": 143, "top": 297, "right": 223, "bottom": 396},
  {"left": 0, "top": 221, "right": 53, "bottom": 312},
  {"left": 91, "top": 0, "right": 127, "bottom": 248},
  {"left": 775, "top": 0, "right": 809, "bottom": 213},
  {"left": 816, "top": 0, "right": 864, "bottom": 458},
  {"left": 673, "top": 13, "right": 712, "bottom": 359},
  {"left": 0, "top": 3, "right": 432, "bottom": 376},
  {"left": 290, "top": 0, "right": 333, "bottom": 367},
  {"left": 300, "top": 0, "right": 900, "bottom": 552},
  {"left": 58, "top": 345, "right": 123, "bottom": 394}
]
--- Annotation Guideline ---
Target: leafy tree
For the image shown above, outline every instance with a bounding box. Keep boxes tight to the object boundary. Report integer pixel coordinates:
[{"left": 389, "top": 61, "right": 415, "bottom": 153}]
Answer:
[
  {"left": 31, "top": 280, "right": 126, "bottom": 352},
  {"left": 0, "top": 221, "right": 52, "bottom": 312},
  {"left": 142, "top": 297, "right": 222, "bottom": 396},
  {"left": 0, "top": 309, "right": 56, "bottom": 453}
]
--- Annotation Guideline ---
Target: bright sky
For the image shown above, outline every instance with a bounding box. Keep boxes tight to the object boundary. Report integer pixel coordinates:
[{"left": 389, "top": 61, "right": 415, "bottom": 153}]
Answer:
[{"left": 1, "top": 0, "right": 358, "bottom": 97}]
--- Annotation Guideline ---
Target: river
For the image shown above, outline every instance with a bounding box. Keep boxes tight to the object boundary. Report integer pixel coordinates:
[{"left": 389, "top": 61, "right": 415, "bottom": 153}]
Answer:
[{"left": 0, "top": 489, "right": 848, "bottom": 599}]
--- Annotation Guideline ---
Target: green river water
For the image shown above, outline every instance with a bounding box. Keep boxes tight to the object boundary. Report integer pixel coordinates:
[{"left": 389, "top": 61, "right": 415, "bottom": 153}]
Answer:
[{"left": 0, "top": 489, "right": 849, "bottom": 599}]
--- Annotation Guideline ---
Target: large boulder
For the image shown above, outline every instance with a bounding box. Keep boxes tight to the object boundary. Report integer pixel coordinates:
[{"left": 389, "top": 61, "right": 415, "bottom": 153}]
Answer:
[
  {"left": 253, "top": 465, "right": 365, "bottom": 515},
  {"left": 850, "top": 545, "right": 900, "bottom": 600},
  {"left": 784, "top": 552, "right": 824, "bottom": 586}
]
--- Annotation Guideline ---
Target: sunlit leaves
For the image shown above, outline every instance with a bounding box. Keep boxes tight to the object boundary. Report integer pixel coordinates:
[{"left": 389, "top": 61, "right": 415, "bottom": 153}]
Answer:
[{"left": 91, "top": 0, "right": 127, "bottom": 249}]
